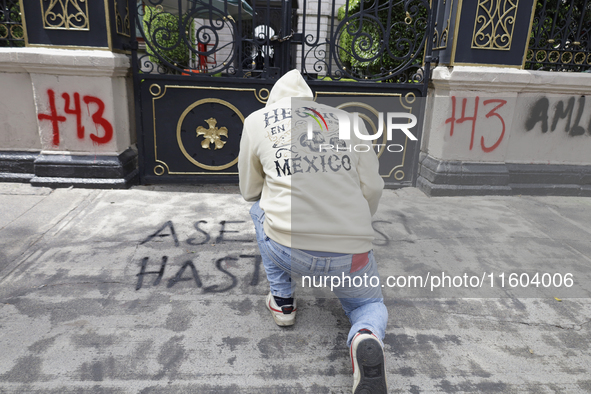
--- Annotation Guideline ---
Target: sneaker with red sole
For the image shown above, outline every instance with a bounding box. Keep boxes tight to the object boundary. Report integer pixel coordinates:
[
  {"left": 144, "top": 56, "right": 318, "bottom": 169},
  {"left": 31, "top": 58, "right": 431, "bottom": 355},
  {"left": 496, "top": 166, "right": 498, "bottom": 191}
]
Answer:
[
  {"left": 350, "top": 329, "right": 387, "bottom": 394},
  {"left": 265, "top": 292, "right": 297, "bottom": 326}
]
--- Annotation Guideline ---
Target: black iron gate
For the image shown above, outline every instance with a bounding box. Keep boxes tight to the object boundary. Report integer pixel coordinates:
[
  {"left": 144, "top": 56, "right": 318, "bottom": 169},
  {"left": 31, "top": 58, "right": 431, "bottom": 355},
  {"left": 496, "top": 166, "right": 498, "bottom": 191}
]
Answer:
[{"left": 132, "top": 0, "right": 437, "bottom": 186}]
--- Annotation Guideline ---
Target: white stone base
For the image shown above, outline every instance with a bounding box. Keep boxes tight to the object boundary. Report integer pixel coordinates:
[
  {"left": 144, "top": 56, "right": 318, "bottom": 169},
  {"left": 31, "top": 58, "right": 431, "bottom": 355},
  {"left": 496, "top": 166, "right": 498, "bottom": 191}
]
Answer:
[
  {"left": 0, "top": 48, "right": 136, "bottom": 187},
  {"left": 419, "top": 66, "right": 591, "bottom": 195}
]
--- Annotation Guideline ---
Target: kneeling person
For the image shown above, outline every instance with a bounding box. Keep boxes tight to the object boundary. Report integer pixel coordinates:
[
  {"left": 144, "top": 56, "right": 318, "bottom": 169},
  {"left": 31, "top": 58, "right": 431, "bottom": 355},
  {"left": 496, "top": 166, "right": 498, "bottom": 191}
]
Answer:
[{"left": 239, "top": 70, "right": 388, "bottom": 394}]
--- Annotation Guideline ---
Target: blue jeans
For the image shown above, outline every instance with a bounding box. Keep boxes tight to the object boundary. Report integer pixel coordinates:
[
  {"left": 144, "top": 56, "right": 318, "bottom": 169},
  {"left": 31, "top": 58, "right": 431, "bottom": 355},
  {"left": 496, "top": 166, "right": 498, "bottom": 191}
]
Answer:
[{"left": 250, "top": 201, "right": 388, "bottom": 347}]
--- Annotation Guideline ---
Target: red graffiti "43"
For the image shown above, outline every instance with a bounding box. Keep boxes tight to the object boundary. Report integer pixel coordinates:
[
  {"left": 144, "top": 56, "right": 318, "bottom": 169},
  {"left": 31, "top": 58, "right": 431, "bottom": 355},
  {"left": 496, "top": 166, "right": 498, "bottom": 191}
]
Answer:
[
  {"left": 37, "top": 89, "right": 114, "bottom": 146},
  {"left": 446, "top": 97, "right": 507, "bottom": 153}
]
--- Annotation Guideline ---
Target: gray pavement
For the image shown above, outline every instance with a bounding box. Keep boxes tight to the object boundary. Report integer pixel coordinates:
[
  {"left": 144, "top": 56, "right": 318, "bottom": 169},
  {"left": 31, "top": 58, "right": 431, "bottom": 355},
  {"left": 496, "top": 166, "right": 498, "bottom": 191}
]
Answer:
[{"left": 0, "top": 182, "right": 590, "bottom": 393}]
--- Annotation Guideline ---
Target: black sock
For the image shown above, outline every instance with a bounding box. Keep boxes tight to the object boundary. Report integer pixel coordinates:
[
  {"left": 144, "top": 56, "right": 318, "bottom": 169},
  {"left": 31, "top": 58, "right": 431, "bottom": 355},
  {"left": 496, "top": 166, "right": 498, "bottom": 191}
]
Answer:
[{"left": 273, "top": 295, "right": 294, "bottom": 307}]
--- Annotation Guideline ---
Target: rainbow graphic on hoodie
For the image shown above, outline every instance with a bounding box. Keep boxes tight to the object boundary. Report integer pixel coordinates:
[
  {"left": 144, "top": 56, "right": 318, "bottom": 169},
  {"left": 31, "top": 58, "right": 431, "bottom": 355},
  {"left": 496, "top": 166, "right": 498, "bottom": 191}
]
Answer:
[{"left": 303, "top": 107, "right": 328, "bottom": 131}]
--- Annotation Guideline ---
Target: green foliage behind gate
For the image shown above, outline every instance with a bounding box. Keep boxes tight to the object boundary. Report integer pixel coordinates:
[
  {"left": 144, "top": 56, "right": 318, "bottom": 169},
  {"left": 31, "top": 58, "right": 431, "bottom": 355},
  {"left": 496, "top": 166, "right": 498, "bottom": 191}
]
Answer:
[
  {"left": 143, "top": 6, "right": 195, "bottom": 72},
  {"left": 337, "top": 0, "right": 429, "bottom": 81},
  {"left": 0, "top": 0, "right": 25, "bottom": 47}
]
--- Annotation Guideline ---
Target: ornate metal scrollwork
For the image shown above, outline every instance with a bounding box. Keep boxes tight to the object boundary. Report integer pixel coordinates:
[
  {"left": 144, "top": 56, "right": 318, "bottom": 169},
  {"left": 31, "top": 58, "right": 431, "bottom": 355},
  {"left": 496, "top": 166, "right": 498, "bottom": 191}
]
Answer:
[
  {"left": 302, "top": 0, "right": 431, "bottom": 82},
  {"left": 471, "top": 0, "right": 519, "bottom": 50},
  {"left": 0, "top": 0, "right": 25, "bottom": 45},
  {"left": 433, "top": 0, "right": 453, "bottom": 50},
  {"left": 137, "top": 0, "right": 239, "bottom": 75},
  {"left": 115, "top": 0, "right": 131, "bottom": 37},
  {"left": 525, "top": 0, "right": 591, "bottom": 72},
  {"left": 134, "top": 0, "right": 434, "bottom": 83},
  {"left": 41, "top": 0, "right": 90, "bottom": 30}
]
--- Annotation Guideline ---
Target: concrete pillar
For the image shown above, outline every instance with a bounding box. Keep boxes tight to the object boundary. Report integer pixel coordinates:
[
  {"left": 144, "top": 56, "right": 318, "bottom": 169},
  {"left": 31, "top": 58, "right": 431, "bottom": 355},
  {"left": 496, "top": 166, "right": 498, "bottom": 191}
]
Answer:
[
  {"left": 0, "top": 0, "right": 137, "bottom": 188},
  {"left": 0, "top": 48, "right": 137, "bottom": 188},
  {"left": 0, "top": 53, "right": 40, "bottom": 182},
  {"left": 419, "top": 1, "right": 591, "bottom": 196},
  {"left": 418, "top": 66, "right": 591, "bottom": 196}
]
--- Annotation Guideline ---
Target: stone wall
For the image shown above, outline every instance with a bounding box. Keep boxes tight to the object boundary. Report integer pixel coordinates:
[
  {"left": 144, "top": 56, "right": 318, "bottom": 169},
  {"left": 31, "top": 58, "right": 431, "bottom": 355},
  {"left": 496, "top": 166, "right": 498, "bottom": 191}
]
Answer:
[
  {"left": 418, "top": 66, "right": 591, "bottom": 196},
  {"left": 0, "top": 48, "right": 137, "bottom": 188}
]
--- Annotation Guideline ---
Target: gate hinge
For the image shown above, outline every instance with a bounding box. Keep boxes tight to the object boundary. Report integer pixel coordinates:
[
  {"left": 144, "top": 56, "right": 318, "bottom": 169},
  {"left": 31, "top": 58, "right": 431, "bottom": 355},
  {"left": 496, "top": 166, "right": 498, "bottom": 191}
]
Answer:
[{"left": 424, "top": 55, "right": 439, "bottom": 63}]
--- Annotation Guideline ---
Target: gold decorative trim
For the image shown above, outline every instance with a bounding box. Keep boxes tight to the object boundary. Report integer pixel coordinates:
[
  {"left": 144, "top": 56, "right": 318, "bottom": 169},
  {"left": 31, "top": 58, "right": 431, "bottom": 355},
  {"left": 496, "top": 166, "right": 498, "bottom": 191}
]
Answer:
[
  {"left": 154, "top": 85, "right": 268, "bottom": 104},
  {"left": 152, "top": 164, "right": 239, "bottom": 175},
  {"left": 176, "top": 98, "right": 244, "bottom": 171},
  {"left": 433, "top": 26, "right": 439, "bottom": 50},
  {"left": 526, "top": 50, "right": 588, "bottom": 66},
  {"left": 155, "top": 159, "right": 238, "bottom": 176},
  {"left": 386, "top": 164, "right": 405, "bottom": 178},
  {"left": 314, "top": 91, "right": 402, "bottom": 98},
  {"left": 336, "top": 102, "right": 387, "bottom": 159},
  {"left": 314, "top": 91, "right": 413, "bottom": 110},
  {"left": 405, "top": 12, "right": 412, "bottom": 25},
  {"left": 404, "top": 92, "right": 416, "bottom": 105},
  {"left": 26, "top": 43, "right": 112, "bottom": 50},
  {"left": 314, "top": 92, "right": 403, "bottom": 96},
  {"left": 449, "top": 0, "right": 463, "bottom": 64},
  {"left": 115, "top": 0, "right": 130, "bottom": 37},
  {"left": 574, "top": 52, "right": 586, "bottom": 65},
  {"left": 451, "top": 61, "right": 524, "bottom": 68},
  {"left": 149, "top": 84, "right": 162, "bottom": 97},
  {"left": 19, "top": 0, "right": 29, "bottom": 46},
  {"left": 156, "top": 170, "right": 239, "bottom": 175},
  {"left": 0, "top": 10, "right": 24, "bottom": 39},
  {"left": 196, "top": 118, "right": 228, "bottom": 150},
  {"left": 394, "top": 170, "right": 405, "bottom": 181},
  {"left": 256, "top": 88, "right": 270, "bottom": 103},
  {"left": 433, "top": 0, "right": 454, "bottom": 51},
  {"left": 154, "top": 164, "right": 166, "bottom": 175},
  {"left": 471, "top": 0, "right": 519, "bottom": 51},
  {"left": 436, "top": 23, "right": 449, "bottom": 50},
  {"left": 40, "top": 0, "right": 90, "bottom": 31},
  {"left": 104, "top": 0, "right": 113, "bottom": 51},
  {"left": 10, "top": 24, "right": 24, "bottom": 39},
  {"left": 521, "top": 0, "right": 537, "bottom": 69},
  {"left": 152, "top": 85, "right": 266, "bottom": 176},
  {"left": 316, "top": 91, "right": 415, "bottom": 178},
  {"left": 23, "top": 0, "right": 112, "bottom": 50}
]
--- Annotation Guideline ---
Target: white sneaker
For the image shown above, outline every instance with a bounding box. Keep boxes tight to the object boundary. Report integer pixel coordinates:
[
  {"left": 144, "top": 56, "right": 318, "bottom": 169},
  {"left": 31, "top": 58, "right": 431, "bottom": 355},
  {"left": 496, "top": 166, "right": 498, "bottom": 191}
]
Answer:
[
  {"left": 350, "top": 329, "right": 387, "bottom": 394},
  {"left": 265, "top": 292, "right": 297, "bottom": 326}
]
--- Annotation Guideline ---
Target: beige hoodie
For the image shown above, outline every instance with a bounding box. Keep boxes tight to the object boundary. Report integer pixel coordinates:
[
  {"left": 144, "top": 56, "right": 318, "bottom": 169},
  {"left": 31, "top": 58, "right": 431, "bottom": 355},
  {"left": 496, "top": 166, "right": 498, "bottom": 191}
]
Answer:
[{"left": 238, "top": 70, "right": 384, "bottom": 253}]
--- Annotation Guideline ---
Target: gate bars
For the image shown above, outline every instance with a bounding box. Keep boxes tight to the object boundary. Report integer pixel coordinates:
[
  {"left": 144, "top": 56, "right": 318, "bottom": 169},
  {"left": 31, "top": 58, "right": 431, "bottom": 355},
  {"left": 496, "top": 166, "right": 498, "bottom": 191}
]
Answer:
[
  {"left": 525, "top": 0, "right": 591, "bottom": 71},
  {"left": 131, "top": 0, "right": 437, "bottom": 88}
]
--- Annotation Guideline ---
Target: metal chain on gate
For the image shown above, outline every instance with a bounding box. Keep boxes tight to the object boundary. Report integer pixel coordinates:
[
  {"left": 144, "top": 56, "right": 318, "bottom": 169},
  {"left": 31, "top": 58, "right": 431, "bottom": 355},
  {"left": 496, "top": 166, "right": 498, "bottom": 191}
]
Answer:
[{"left": 271, "top": 30, "right": 294, "bottom": 43}]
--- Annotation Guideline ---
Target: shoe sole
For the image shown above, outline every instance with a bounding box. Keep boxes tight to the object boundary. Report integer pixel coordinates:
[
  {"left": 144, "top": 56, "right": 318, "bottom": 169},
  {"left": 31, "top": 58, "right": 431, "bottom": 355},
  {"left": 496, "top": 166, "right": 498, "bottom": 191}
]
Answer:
[{"left": 353, "top": 337, "right": 387, "bottom": 394}]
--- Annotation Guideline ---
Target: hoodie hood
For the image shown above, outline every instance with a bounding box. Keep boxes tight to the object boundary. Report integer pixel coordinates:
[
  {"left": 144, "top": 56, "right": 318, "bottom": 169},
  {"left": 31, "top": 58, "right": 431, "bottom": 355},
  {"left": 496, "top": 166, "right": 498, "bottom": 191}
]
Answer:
[{"left": 265, "top": 69, "right": 314, "bottom": 107}]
